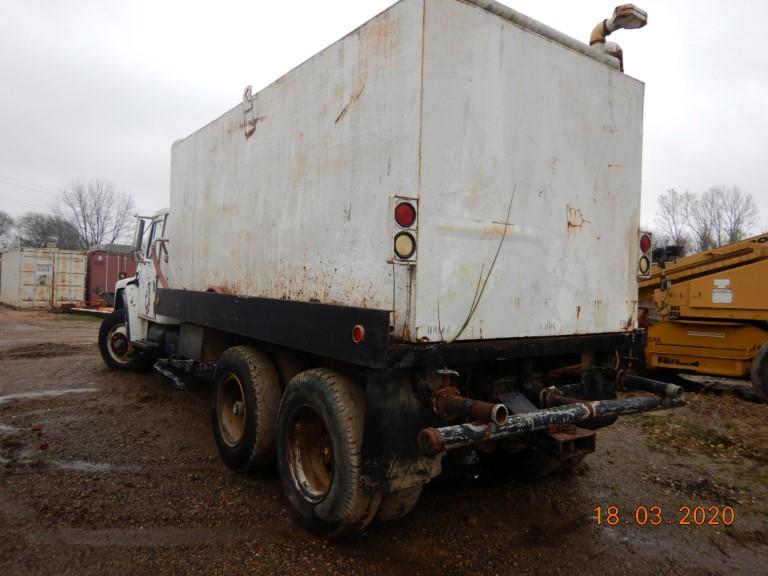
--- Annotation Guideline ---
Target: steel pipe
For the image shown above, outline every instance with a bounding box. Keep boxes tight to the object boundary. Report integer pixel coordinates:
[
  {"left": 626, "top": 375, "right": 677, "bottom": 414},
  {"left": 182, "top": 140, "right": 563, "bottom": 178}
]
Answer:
[
  {"left": 622, "top": 374, "right": 684, "bottom": 400},
  {"left": 418, "top": 394, "right": 684, "bottom": 456},
  {"left": 433, "top": 389, "right": 508, "bottom": 426}
]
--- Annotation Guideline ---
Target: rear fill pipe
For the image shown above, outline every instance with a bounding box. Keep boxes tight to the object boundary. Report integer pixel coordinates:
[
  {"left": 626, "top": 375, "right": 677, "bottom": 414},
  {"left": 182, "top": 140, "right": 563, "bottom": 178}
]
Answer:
[{"left": 434, "top": 392, "right": 508, "bottom": 426}]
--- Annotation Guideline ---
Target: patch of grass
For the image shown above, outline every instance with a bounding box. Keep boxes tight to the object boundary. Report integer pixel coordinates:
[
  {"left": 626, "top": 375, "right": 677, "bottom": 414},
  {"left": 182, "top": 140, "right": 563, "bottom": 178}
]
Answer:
[
  {"left": 56, "top": 314, "right": 102, "bottom": 322},
  {"left": 678, "top": 420, "right": 733, "bottom": 447},
  {"left": 755, "top": 471, "right": 768, "bottom": 486},
  {"left": 640, "top": 415, "right": 739, "bottom": 458},
  {"left": 646, "top": 414, "right": 672, "bottom": 427}
]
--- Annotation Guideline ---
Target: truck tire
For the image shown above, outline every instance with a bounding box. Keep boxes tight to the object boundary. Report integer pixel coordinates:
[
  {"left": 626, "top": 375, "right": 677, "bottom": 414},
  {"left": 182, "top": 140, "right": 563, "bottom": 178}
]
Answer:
[
  {"left": 98, "top": 311, "right": 153, "bottom": 372},
  {"left": 211, "top": 346, "right": 282, "bottom": 472},
  {"left": 751, "top": 344, "right": 768, "bottom": 401},
  {"left": 276, "top": 369, "right": 381, "bottom": 539},
  {"left": 375, "top": 485, "right": 422, "bottom": 524}
]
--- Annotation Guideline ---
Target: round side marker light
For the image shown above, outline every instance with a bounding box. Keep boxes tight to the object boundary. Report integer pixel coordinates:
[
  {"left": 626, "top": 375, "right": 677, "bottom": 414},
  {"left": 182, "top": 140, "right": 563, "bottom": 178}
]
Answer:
[
  {"left": 395, "top": 202, "right": 416, "bottom": 228},
  {"left": 640, "top": 233, "right": 652, "bottom": 253},
  {"left": 352, "top": 324, "right": 366, "bottom": 344},
  {"left": 394, "top": 232, "right": 416, "bottom": 260},
  {"left": 638, "top": 255, "right": 651, "bottom": 275}
]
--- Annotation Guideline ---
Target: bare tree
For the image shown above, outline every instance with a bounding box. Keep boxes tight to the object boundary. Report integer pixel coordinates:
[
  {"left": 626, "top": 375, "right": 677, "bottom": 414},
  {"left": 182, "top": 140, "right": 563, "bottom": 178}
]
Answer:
[
  {"left": 687, "top": 188, "right": 720, "bottom": 252},
  {"left": 655, "top": 189, "right": 690, "bottom": 251},
  {"left": 56, "top": 179, "right": 135, "bottom": 248},
  {"left": 685, "top": 186, "right": 758, "bottom": 251},
  {"left": 719, "top": 186, "right": 757, "bottom": 244},
  {"left": 17, "top": 213, "right": 81, "bottom": 250},
  {"left": 0, "top": 210, "right": 13, "bottom": 249}
]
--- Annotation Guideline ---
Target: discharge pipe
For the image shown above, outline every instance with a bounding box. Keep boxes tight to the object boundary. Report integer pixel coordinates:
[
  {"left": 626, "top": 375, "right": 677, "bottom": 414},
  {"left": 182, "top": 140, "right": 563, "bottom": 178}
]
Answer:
[
  {"left": 433, "top": 388, "right": 508, "bottom": 426},
  {"left": 589, "top": 4, "right": 648, "bottom": 71}
]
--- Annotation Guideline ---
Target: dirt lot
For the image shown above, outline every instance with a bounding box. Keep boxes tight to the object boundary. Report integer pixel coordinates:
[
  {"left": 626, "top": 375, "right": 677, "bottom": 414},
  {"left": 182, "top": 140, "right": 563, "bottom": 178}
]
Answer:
[{"left": 1, "top": 308, "right": 767, "bottom": 575}]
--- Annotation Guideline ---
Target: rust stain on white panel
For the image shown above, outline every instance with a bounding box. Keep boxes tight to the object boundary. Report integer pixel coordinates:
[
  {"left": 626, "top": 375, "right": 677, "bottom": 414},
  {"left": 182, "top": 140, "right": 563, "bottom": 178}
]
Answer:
[
  {"left": 168, "top": 0, "right": 424, "bottom": 316},
  {"left": 414, "top": 0, "right": 644, "bottom": 342},
  {"left": 165, "top": 0, "right": 644, "bottom": 344}
]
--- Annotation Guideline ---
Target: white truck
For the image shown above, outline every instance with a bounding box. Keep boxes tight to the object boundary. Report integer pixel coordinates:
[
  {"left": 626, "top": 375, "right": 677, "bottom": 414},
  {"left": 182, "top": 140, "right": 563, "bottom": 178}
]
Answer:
[{"left": 99, "top": 0, "right": 684, "bottom": 538}]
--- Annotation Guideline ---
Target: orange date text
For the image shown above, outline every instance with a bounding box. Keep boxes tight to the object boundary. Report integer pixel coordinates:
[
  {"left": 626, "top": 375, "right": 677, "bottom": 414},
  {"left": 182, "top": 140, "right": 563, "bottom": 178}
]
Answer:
[{"left": 593, "top": 505, "right": 735, "bottom": 527}]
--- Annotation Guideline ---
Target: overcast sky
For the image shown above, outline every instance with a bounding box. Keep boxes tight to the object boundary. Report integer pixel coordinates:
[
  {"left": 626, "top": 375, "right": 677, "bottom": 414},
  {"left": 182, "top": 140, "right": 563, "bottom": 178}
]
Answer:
[{"left": 1, "top": 0, "right": 766, "bottom": 232}]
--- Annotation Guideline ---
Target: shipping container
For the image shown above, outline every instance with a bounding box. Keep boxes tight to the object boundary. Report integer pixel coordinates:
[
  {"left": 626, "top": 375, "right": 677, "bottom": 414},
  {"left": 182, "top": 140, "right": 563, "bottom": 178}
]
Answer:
[
  {"left": 0, "top": 247, "right": 86, "bottom": 310},
  {"left": 85, "top": 245, "right": 137, "bottom": 308}
]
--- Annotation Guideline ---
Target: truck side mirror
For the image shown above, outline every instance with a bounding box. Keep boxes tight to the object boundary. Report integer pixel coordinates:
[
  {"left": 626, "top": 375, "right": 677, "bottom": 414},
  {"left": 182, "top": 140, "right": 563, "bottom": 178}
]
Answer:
[{"left": 133, "top": 218, "right": 145, "bottom": 256}]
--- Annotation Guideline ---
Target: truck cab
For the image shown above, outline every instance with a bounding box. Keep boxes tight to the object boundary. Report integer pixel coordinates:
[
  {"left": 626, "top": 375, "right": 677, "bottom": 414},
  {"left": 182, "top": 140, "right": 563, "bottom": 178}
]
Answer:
[{"left": 102, "top": 210, "right": 173, "bottom": 371}]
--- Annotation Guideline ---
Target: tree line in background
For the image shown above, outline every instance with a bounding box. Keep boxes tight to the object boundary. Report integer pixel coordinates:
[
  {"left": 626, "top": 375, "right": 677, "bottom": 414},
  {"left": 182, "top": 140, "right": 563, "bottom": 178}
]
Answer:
[
  {"left": 654, "top": 186, "right": 759, "bottom": 256},
  {"left": 0, "top": 179, "right": 135, "bottom": 251}
]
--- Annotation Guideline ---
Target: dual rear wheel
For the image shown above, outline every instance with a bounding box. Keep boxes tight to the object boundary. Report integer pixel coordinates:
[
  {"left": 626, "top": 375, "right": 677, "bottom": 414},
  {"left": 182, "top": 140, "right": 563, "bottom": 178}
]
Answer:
[{"left": 211, "top": 347, "right": 414, "bottom": 538}]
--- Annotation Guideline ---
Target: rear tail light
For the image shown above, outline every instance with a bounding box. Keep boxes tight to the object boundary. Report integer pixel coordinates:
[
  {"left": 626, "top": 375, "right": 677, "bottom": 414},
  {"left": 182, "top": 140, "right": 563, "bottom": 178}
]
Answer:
[
  {"left": 352, "top": 324, "right": 366, "bottom": 344},
  {"left": 638, "top": 255, "right": 650, "bottom": 275},
  {"left": 638, "top": 231, "right": 652, "bottom": 278},
  {"left": 393, "top": 198, "right": 417, "bottom": 261},
  {"left": 639, "top": 233, "right": 652, "bottom": 253},
  {"left": 394, "top": 232, "right": 416, "bottom": 260},
  {"left": 394, "top": 202, "right": 416, "bottom": 228}
]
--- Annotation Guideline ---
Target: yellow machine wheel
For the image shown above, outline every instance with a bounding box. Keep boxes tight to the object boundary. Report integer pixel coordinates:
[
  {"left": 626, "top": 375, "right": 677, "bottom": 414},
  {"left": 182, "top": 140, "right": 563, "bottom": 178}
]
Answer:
[{"left": 751, "top": 343, "right": 768, "bottom": 400}]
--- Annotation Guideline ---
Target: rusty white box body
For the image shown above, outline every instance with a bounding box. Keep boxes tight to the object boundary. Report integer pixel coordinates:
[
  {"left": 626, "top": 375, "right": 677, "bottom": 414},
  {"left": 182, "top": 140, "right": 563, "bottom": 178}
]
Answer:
[
  {"left": 0, "top": 247, "right": 87, "bottom": 310},
  {"left": 168, "top": 0, "right": 644, "bottom": 343}
]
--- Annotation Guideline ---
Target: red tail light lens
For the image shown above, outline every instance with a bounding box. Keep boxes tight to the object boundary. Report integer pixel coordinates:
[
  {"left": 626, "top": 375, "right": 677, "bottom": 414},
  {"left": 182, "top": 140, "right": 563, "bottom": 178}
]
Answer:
[
  {"left": 352, "top": 324, "right": 366, "bottom": 344},
  {"left": 640, "top": 233, "right": 652, "bottom": 253},
  {"left": 395, "top": 202, "right": 416, "bottom": 228}
]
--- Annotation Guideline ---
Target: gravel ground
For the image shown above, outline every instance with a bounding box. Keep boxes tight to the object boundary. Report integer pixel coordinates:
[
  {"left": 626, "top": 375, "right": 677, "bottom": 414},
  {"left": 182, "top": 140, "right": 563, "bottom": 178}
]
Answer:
[{"left": 1, "top": 308, "right": 767, "bottom": 575}]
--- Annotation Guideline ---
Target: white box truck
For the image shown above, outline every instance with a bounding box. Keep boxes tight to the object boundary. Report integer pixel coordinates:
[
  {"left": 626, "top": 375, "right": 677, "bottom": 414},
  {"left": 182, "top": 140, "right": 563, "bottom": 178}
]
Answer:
[{"left": 99, "top": 0, "right": 684, "bottom": 538}]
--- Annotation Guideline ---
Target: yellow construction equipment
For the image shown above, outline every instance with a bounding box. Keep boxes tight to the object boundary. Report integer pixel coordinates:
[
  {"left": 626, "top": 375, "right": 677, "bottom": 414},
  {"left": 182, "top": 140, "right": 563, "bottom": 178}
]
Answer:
[{"left": 638, "top": 232, "right": 768, "bottom": 400}]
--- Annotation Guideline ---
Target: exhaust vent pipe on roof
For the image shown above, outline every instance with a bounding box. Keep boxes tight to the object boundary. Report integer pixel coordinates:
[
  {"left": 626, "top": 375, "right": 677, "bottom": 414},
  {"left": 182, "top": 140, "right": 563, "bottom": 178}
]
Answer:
[{"left": 590, "top": 4, "right": 648, "bottom": 71}]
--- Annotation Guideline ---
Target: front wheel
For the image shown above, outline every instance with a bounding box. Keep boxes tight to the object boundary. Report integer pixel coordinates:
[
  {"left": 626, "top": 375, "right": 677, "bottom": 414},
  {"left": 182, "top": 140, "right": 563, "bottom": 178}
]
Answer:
[
  {"left": 98, "top": 312, "right": 152, "bottom": 372},
  {"left": 276, "top": 369, "right": 381, "bottom": 539}
]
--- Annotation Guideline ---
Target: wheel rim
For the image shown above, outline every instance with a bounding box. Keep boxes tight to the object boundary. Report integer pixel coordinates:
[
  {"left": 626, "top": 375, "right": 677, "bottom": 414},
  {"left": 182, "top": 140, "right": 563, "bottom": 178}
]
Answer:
[
  {"left": 287, "top": 407, "right": 334, "bottom": 503},
  {"left": 107, "top": 323, "right": 134, "bottom": 365},
  {"left": 218, "top": 373, "right": 247, "bottom": 448}
]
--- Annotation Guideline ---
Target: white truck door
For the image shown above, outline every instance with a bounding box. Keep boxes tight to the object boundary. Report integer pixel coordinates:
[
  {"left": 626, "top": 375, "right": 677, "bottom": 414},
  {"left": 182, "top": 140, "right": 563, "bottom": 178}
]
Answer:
[{"left": 137, "top": 215, "right": 167, "bottom": 321}]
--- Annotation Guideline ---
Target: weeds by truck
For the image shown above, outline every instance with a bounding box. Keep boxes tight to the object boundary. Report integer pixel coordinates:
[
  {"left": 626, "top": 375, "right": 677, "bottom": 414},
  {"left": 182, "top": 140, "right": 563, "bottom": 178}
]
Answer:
[{"left": 98, "top": 0, "right": 684, "bottom": 538}]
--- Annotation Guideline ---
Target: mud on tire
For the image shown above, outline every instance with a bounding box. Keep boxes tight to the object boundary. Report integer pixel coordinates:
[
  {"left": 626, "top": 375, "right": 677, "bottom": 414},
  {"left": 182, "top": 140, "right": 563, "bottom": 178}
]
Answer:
[
  {"left": 211, "top": 346, "right": 282, "bottom": 472},
  {"left": 276, "top": 368, "right": 381, "bottom": 539}
]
